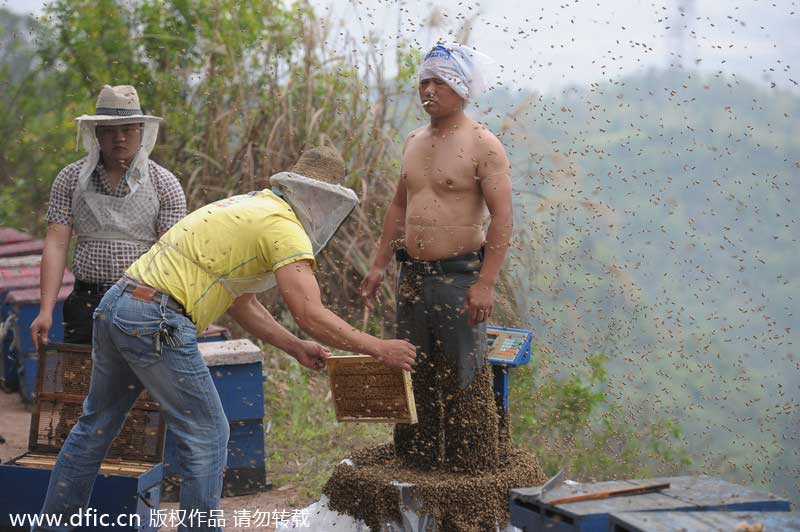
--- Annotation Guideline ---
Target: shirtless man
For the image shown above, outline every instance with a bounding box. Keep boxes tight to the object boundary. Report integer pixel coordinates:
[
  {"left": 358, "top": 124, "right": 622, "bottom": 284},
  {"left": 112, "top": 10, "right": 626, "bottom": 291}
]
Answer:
[{"left": 361, "top": 43, "right": 514, "bottom": 472}]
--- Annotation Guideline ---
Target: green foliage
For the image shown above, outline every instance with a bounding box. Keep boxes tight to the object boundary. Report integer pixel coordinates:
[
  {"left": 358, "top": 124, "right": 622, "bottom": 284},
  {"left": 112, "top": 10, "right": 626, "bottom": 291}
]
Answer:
[
  {"left": 0, "top": 0, "right": 414, "bottom": 322},
  {"left": 512, "top": 349, "right": 691, "bottom": 480}
]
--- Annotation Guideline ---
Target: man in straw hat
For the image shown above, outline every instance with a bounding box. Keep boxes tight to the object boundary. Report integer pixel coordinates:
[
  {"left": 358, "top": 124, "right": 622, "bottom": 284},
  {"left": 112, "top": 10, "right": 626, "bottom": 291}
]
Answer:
[
  {"left": 31, "top": 85, "right": 186, "bottom": 349},
  {"left": 362, "top": 42, "right": 513, "bottom": 473},
  {"left": 34, "top": 146, "right": 416, "bottom": 532}
]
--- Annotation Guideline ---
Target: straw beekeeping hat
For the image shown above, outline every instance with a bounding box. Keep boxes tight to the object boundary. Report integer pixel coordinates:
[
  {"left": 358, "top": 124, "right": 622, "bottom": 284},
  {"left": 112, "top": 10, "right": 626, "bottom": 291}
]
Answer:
[
  {"left": 75, "top": 85, "right": 162, "bottom": 124},
  {"left": 290, "top": 146, "right": 346, "bottom": 185}
]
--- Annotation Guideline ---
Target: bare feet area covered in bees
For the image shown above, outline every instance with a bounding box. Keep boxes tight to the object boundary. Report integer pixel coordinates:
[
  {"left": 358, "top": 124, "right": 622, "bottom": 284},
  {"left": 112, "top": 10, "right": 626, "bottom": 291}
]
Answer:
[{"left": 324, "top": 443, "right": 544, "bottom": 532}]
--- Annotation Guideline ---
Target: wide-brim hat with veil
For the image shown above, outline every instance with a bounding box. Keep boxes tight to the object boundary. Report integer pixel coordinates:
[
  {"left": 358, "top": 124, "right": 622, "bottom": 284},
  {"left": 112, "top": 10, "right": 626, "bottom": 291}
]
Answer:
[
  {"left": 74, "top": 85, "right": 163, "bottom": 191},
  {"left": 270, "top": 146, "right": 360, "bottom": 256}
]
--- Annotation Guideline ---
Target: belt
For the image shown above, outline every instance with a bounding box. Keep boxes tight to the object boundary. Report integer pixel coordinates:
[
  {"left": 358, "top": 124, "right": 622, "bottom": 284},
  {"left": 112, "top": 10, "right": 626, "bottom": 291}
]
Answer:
[
  {"left": 396, "top": 248, "right": 483, "bottom": 275},
  {"left": 74, "top": 279, "right": 115, "bottom": 295},
  {"left": 118, "top": 276, "right": 187, "bottom": 316}
]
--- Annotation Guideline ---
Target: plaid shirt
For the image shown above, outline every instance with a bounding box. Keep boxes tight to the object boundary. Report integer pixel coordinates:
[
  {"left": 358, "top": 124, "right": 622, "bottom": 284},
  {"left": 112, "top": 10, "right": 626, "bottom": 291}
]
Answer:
[{"left": 46, "top": 158, "right": 186, "bottom": 284}]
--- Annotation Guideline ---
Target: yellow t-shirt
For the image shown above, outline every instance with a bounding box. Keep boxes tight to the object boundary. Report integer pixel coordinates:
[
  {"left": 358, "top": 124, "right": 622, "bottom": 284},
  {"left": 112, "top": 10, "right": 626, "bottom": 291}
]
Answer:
[{"left": 127, "top": 190, "right": 315, "bottom": 332}]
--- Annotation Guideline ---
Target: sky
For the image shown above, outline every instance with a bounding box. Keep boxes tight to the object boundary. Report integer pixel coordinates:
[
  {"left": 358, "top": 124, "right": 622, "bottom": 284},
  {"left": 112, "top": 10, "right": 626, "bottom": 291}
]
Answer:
[
  {"left": 310, "top": 0, "right": 799, "bottom": 94},
  {"left": 3, "top": 0, "right": 798, "bottom": 94}
]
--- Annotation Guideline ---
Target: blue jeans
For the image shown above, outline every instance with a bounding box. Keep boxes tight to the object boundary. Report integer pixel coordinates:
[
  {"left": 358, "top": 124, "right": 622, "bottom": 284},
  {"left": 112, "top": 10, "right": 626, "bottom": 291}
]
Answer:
[{"left": 35, "top": 281, "right": 229, "bottom": 532}]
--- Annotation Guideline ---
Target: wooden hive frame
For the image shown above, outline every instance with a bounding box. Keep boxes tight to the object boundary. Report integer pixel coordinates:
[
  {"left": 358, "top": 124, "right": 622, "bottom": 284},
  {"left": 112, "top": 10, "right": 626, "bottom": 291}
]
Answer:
[
  {"left": 327, "top": 355, "right": 417, "bottom": 424},
  {"left": 29, "top": 343, "right": 165, "bottom": 464}
]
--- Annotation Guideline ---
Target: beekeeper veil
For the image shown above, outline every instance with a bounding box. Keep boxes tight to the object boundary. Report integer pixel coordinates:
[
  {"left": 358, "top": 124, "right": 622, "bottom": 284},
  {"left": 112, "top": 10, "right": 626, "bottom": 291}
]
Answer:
[
  {"left": 74, "top": 85, "right": 162, "bottom": 192},
  {"left": 418, "top": 42, "right": 494, "bottom": 101},
  {"left": 270, "top": 146, "right": 359, "bottom": 256}
]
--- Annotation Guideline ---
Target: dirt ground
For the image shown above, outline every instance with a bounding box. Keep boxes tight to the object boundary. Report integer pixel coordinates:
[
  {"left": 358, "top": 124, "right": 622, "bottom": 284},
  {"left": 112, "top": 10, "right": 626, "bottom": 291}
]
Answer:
[
  {"left": 0, "top": 389, "right": 310, "bottom": 532},
  {"left": 0, "top": 387, "right": 31, "bottom": 461}
]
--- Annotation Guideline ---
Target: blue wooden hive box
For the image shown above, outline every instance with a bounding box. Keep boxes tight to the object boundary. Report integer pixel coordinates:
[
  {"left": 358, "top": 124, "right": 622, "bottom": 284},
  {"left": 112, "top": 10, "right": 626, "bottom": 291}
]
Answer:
[
  {"left": 0, "top": 273, "right": 42, "bottom": 392},
  {"left": 0, "top": 343, "right": 165, "bottom": 531},
  {"left": 0, "top": 256, "right": 43, "bottom": 391},
  {"left": 0, "top": 251, "right": 71, "bottom": 396},
  {"left": 509, "top": 475, "right": 791, "bottom": 532},
  {"left": 6, "top": 285, "right": 72, "bottom": 402},
  {"left": 162, "top": 339, "right": 269, "bottom": 499},
  {"left": 609, "top": 510, "right": 800, "bottom": 531}
]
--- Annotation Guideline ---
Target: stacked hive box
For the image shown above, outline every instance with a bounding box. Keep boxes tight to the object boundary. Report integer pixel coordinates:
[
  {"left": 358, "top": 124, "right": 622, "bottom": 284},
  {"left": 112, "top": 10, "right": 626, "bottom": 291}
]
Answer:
[
  {"left": 198, "top": 323, "right": 232, "bottom": 343},
  {"left": 0, "top": 269, "right": 73, "bottom": 392},
  {"left": 163, "top": 339, "right": 269, "bottom": 498},
  {"left": 0, "top": 262, "right": 39, "bottom": 391},
  {"left": 0, "top": 239, "right": 45, "bottom": 258},
  {"left": 0, "top": 343, "right": 165, "bottom": 531},
  {"left": 0, "top": 227, "right": 33, "bottom": 245},
  {"left": 0, "top": 228, "right": 73, "bottom": 396},
  {"left": 609, "top": 511, "right": 800, "bottom": 531},
  {"left": 8, "top": 286, "right": 73, "bottom": 402},
  {"left": 0, "top": 227, "right": 35, "bottom": 390}
]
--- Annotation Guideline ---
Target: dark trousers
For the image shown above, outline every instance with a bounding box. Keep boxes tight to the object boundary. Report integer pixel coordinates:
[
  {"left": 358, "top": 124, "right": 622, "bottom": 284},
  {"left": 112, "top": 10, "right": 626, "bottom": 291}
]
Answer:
[
  {"left": 392, "top": 253, "right": 507, "bottom": 473},
  {"left": 62, "top": 281, "right": 112, "bottom": 344}
]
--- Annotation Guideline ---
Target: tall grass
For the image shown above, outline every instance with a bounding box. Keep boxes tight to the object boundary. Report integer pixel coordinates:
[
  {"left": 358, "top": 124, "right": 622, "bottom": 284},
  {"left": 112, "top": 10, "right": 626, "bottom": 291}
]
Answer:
[{"left": 1, "top": 0, "right": 425, "bottom": 321}]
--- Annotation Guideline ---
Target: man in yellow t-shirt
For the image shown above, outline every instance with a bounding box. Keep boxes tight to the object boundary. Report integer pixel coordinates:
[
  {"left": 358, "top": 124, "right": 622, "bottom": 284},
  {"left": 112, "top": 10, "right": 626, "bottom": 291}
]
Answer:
[
  {"left": 35, "top": 147, "right": 416, "bottom": 532},
  {"left": 126, "top": 188, "right": 317, "bottom": 334}
]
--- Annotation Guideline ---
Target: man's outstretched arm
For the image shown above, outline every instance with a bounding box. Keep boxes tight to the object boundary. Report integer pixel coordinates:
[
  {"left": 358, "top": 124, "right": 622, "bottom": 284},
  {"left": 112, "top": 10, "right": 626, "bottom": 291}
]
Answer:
[
  {"left": 276, "top": 260, "right": 416, "bottom": 371},
  {"left": 226, "top": 293, "right": 330, "bottom": 370}
]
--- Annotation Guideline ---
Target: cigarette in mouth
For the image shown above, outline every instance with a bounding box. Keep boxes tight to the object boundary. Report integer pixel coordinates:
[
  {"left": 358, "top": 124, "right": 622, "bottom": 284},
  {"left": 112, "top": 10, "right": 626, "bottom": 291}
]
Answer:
[{"left": 423, "top": 100, "right": 433, "bottom": 107}]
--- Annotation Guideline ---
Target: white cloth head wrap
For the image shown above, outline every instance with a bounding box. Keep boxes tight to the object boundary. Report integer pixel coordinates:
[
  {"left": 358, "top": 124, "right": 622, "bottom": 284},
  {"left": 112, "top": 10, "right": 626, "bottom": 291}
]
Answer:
[{"left": 417, "top": 42, "right": 493, "bottom": 101}]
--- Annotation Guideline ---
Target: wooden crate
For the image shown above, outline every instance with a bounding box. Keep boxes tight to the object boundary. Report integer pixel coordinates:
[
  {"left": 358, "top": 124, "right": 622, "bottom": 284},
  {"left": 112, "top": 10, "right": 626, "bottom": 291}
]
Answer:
[
  {"left": 327, "top": 354, "right": 417, "bottom": 424},
  {"left": 0, "top": 343, "right": 165, "bottom": 531},
  {"left": 509, "top": 475, "right": 791, "bottom": 532},
  {"left": 610, "top": 511, "right": 800, "bottom": 532}
]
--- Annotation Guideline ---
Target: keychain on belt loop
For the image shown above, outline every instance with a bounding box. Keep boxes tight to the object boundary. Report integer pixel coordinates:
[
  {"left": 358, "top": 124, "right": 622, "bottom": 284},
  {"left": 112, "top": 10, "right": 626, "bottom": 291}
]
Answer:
[{"left": 155, "top": 294, "right": 180, "bottom": 355}]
